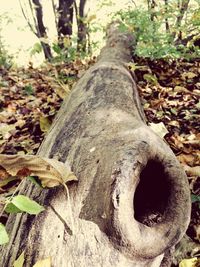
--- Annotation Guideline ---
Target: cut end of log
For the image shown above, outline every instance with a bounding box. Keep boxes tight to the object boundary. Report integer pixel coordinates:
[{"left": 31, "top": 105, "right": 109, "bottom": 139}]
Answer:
[
  {"left": 110, "top": 138, "right": 191, "bottom": 260},
  {"left": 134, "top": 159, "right": 170, "bottom": 227},
  {"left": 106, "top": 21, "right": 136, "bottom": 50}
]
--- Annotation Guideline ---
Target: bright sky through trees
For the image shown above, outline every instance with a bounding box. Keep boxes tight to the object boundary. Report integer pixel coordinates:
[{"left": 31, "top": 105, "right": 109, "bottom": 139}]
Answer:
[{"left": 0, "top": 0, "right": 133, "bottom": 66}]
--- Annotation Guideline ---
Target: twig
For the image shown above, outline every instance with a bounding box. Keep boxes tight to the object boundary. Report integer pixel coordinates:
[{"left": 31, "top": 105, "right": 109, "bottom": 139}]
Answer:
[
  {"left": 18, "top": 0, "right": 38, "bottom": 36},
  {"left": 51, "top": 0, "right": 58, "bottom": 32}
]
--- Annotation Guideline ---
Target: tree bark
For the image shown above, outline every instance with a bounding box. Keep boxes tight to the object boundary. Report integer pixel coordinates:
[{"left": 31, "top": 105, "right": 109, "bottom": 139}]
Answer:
[
  {"left": 77, "top": 0, "right": 87, "bottom": 52},
  {"left": 173, "top": 0, "right": 190, "bottom": 41},
  {"left": 164, "top": 0, "right": 170, "bottom": 33},
  {"left": 0, "top": 22, "right": 191, "bottom": 267},
  {"left": 58, "top": 0, "right": 74, "bottom": 48},
  {"left": 32, "top": 0, "right": 52, "bottom": 60}
]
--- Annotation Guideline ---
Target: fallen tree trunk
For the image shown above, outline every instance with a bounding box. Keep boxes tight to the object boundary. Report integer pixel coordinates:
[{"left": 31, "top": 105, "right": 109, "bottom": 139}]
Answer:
[{"left": 0, "top": 22, "right": 191, "bottom": 267}]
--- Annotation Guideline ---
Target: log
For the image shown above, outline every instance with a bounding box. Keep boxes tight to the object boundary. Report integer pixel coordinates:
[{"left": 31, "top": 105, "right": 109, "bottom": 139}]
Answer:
[{"left": 0, "top": 22, "right": 191, "bottom": 267}]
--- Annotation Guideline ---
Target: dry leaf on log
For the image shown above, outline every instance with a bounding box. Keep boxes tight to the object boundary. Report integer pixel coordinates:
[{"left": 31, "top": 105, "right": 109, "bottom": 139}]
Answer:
[{"left": 0, "top": 154, "right": 78, "bottom": 188}]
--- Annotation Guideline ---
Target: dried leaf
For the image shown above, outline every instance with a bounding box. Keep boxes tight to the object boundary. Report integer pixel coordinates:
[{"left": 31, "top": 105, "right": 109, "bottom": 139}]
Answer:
[
  {"left": 33, "top": 257, "right": 51, "bottom": 267},
  {"left": 174, "top": 86, "right": 189, "bottom": 93},
  {"left": 184, "top": 165, "right": 200, "bottom": 177},
  {"left": 0, "top": 177, "right": 19, "bottom": 188},
  {"left": 86, "top": 14, "right": 97, "bottom": 23},
  {"left": 149, "top": 122, "right": 169, "bottom": 139},
  {"left": 143, "top": 74, "right": 158, "bottom": 85},
  {"left": 181, "top": 72, "right": 197, "bottom": 80},
  {"left": 179, "top": 257, "right": 198, "bottom": 267},
  {"left": 13, "top": 252, "right": 25, "bottom": 267},
  {"left": 39, "top": 116, "right": 51, "bottom": 133},
  {"left": 0, "top": 154, "right": 78, "bottom": 188}
]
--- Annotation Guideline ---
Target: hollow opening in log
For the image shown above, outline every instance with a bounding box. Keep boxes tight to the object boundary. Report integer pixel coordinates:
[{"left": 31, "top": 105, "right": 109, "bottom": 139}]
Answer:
[{"left": 134, "top": 159, "right": 170, "bottom": 227}]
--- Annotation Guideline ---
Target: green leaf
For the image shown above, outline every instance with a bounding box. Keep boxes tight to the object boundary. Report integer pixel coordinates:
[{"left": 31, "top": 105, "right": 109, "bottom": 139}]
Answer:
[
  {"left": 191, "top": 194, "right": 200, "bottom": 203},
  {"left": 31, "top": 43, "right": 42, "bottom": 56},
  {"left": 52, "top": 43, "right": 62, "bottom": 54},
  {"left": 170, "top": 108, "right": 178, "bottom": 115},
  {"left": 13, "top": 251, "right": 25, "bottom": 267},
  {"left": 27, "top": 176, "right": 42, "bottom": 188},
  {"left": 0, "top": 223, "right": 9, "bottom": 245},
  {"left": 5, "top": 203, "right": 22, "bottom": 214},
  {"left": 23, "top": 85, "right": 34, "bottom": 95},
  {"left": 10, "top": 195, "right": 45, "bottom": 215}
]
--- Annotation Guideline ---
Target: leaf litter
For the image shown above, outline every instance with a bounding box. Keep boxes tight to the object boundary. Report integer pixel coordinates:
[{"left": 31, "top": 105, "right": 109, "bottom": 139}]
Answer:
[
  {"left": 134, "top": 57, "right": 200, "bottom": 247},
  {"left": 0, "top": 57, "right": 199, "bottom": 260}
]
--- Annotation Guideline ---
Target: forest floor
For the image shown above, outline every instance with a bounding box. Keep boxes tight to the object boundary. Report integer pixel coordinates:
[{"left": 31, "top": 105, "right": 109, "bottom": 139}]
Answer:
[{"left": 0, "top": 57, "right": 199, "bottom": 265}]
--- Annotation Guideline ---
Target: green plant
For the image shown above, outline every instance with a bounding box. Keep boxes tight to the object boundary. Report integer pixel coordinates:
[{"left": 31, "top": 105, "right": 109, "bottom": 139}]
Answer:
[
  {"left": 0, "top": 47, "right": 13, "bottom": 69},
  {"left": 52, "top": 41, "right": 78, "bottom": 63},
  {"left": 114, "top": 2, "right": 200, "bottom": 60},
  {"left": 0, "top": 13, "right": 13, "bottom": 68}
]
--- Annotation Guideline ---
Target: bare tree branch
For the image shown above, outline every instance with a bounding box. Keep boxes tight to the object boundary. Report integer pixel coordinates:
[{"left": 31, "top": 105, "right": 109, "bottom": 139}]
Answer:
[
  {"left": 18, "top": 0, "right": 38, "bottom": 36},
  {"left": 173, "top": 0, "right": 190, "bottom": 40},
  {"left": 77, "top": 0, "right": 87, "bottom": 52},
  {"left": 51, "top": 0, "right": 58, "bottom": 33},
  {"left": 28, "top": 0, "right": 40, "bottom": 35},
  {"left": 32, "top": 0, "right": 52, "bottom": 60},
  {"left": 164, "top": 0, "right": 170, "bottom": 33}
]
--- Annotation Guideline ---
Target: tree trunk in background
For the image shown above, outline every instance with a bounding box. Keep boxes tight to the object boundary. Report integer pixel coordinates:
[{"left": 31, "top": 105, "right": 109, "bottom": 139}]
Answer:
[
  {"left": 77, "top": 0, "right": 87, "bottom": 52},
  {"left": 58, "top": 0, "right": 74, "bottom": 48},
  {"left": 32, "top": 0, "right": 52, "bottom": 60},
  {"left": 0, "top": 22, "right": 191, "bottom": 267},
  {"left": 173, "top": 0, "right": 190, "bottom": 41},
  {"left": 164, "top": 0, "right": 170, "bottom": 33},
  {"left": 147, "top": 0, "right": 157, "bottom": 21}
]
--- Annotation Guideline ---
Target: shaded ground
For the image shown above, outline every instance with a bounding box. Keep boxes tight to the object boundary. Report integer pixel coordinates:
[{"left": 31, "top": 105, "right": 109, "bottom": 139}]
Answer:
[{"left": 0, "top": 57, "right": 199, "bottom": 264}]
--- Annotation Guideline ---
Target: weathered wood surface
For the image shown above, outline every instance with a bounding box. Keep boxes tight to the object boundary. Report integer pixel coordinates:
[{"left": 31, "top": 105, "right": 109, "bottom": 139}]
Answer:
[{"left": 0, "top": 22, "right": 191, "bottom": 267}]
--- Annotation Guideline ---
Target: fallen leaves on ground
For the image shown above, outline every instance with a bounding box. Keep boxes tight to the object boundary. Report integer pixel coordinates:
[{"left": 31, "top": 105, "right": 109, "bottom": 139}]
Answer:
[
  {"left": 0, "top": 56, "right": 199, "bottom": 263},
  {"left": 0, "top": 59, "right": 94, "bottom": 155},
  {"left": 134, "top": 57, "right": 200, "bottom": 248}
]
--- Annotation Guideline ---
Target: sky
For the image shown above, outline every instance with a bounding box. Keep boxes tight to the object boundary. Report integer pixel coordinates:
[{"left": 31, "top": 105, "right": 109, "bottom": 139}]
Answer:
[{"left": 0, "top": 0, "right": 135, "bottom": 67}]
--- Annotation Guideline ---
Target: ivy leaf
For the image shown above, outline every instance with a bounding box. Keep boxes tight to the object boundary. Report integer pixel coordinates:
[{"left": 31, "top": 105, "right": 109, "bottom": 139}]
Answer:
[
  {"left": 9, "top": 195, "right": 44, "bottom": 215},
  {"left": 0, "top": 223, "right": 9, "bottom": 245}
]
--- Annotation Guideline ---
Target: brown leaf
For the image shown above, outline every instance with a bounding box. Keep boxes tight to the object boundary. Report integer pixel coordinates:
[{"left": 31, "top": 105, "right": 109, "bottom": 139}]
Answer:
[
  {"left": 0, "top": 166, "right": 10, "bottom": 180},
  {"left": 149, "top": 122, "right": 169, "bottom": 138},
  {"left": 184, "top": 165, "right": 200, "bottom": 177},
  {"left": 0, "top": 154, "right": 78, "bottom": 188}
]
